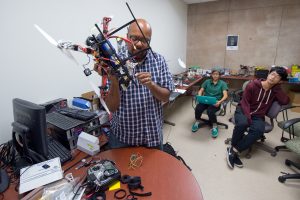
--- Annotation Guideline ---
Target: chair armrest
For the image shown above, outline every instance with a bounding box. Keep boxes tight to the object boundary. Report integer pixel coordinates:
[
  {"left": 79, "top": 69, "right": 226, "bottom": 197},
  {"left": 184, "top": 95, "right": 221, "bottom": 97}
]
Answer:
[
  {"left": 280, "top": 104, "right": 300, "bottom": 112},
  {"left": 229, "top": 89, "right": 243, "bottom": 103},
  {"left": 218, "top": 99, "right": 229, "bottom": 116},
  {"left": 281, "top": 118, "right": 300, "bottom": 129}
]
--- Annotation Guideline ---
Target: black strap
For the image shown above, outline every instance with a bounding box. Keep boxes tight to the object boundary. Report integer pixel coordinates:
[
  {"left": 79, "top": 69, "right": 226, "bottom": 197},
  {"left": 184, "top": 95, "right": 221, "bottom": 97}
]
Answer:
[
  {"left": 121, "top": 175, "right": 131, "bottom": 184},
  {"left": 129, "top": 189, "right": 152, "bottom": 197},
  {"left": 128, "top": 177, "right": 143, "bottom": 190},
  {"left": 177, "top": 155, "right": 192, "bottom": 171},
  {"left": 128, "top": 176, "right": 151, "bottom": 197},
  {"left": 114, "top": 189, "right": 127, "bottom": 199}
]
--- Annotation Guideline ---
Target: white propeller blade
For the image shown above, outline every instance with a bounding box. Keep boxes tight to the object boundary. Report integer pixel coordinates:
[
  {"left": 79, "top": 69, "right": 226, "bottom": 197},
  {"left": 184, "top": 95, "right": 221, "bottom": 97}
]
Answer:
[
  {"left": 62, "top": 49, "right": 80, "bottom": 66},
  {"left": 34, "top": 24, "right": 58, "bottom": 47},
  {"left": 35, "top": 24, "right": 80, "bottom": 66},
  {"left": 35, "top": 24, "right": 110, "bottom": 114},
  {"left": 178, "top": 58, "right": 186, "bottom": 69}
]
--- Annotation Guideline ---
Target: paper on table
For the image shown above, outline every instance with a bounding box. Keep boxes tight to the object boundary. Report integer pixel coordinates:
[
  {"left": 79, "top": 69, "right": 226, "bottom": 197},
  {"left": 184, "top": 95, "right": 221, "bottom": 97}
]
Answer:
[
  {"left": 174, "top": 88, "right": 186, "bottom": 94},
  {"left": 19, "top": 157, "right": 63, "bottom": 194}
]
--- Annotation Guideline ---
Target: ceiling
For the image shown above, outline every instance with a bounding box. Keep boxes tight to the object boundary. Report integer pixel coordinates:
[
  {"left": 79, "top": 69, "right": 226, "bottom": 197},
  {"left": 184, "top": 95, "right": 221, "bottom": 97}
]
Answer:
[{"left": 182, "top": 0, "right": 218, "bottom": 4}]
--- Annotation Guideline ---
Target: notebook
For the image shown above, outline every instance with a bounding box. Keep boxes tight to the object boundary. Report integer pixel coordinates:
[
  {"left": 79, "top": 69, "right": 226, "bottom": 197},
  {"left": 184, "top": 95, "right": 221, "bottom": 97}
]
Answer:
[{"left": 196, "top": 95, "right": 217, "bottom": 105}]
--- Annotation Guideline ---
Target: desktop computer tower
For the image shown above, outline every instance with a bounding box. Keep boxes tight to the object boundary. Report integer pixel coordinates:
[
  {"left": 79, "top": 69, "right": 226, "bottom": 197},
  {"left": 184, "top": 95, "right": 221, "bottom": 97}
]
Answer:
[{"left": 47, "top": 116, "right": 102, "bottom": 150}]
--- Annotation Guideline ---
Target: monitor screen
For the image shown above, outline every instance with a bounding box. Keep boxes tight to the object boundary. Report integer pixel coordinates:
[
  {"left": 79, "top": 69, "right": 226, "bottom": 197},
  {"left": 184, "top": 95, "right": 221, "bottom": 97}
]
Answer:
[{"left": 12, "top": 98, "right": 48, "bottom": 157}]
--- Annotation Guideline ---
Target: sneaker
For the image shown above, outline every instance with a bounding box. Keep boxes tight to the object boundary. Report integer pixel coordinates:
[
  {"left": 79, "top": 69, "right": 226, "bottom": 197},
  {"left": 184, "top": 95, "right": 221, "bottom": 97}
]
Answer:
[
  {"left": 191, "top": 122, "right": 200, "bottom": 132},
  {"left": 234, "top": 155, "right": 243, "bottom": 168},
  {"left": 211, "top": 127, "right": 218, "bottom": 138},
  {"left": 226, "top": 146, "right": 236, "bottom": 169}
]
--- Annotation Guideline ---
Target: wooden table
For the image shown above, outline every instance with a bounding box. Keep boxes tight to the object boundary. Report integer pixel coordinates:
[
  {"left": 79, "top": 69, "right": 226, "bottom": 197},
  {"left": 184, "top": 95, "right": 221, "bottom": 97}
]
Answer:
[{"left": 5, "top": 147, "right": 203, "bottom": 200}]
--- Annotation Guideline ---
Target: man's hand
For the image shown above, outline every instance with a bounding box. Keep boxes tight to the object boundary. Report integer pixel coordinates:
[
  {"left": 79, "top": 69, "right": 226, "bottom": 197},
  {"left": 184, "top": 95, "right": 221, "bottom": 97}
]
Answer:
[
  {"left": 94, "top": 62, "right": 115, "bottom": 80},
  {"left": 135, "top": 72, "right": 153, "bottom": 88},
  {"left": 214, "top": 101, "right": 222, "bottom": 107}
]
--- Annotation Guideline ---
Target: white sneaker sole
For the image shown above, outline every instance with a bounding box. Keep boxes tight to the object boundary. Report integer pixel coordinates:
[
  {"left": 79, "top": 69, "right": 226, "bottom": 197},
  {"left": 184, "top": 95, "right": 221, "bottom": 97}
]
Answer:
[
  {"left": 226, "top": 148, "right": 234, "bottom": 169},
  {"left": 234, "top": 164, "right": 244, "bottom": 168}
]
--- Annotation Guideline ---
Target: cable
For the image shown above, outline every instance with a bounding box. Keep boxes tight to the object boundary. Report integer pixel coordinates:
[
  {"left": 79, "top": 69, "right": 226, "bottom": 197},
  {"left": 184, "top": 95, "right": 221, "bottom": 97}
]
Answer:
[
  {"left": 0, "top": 141, "right": 14, "bottom": 168},
  {"left": 82, "top": 54, "right": 91, "bottom": 69},
  {"left": 72, "top": 182, "right": 89, "bottom": 200},
  {"left": 64, "top": 154, "right": 90, "bottom": 173},
  {"left": 14, "top": 161, "right": 34, "bottom": 192}
]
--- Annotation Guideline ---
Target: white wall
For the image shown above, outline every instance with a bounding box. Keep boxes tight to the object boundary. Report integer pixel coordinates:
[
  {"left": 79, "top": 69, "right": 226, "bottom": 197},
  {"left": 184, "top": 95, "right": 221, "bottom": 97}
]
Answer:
[{"left": 0, "top": 0, "right": 187, "bottom": 143}]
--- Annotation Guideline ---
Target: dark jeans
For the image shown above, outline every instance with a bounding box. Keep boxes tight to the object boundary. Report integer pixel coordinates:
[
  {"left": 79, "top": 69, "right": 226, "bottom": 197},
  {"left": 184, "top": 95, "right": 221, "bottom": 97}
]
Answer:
[
  {"left": 108, "top": 132, "right": 163, "bottom": 150},
  {"left": 231, "top": 107, "right": 265, "bottom": 152},
  {"left": 195, "top": 103, "right": 220, "bottom": 126}
]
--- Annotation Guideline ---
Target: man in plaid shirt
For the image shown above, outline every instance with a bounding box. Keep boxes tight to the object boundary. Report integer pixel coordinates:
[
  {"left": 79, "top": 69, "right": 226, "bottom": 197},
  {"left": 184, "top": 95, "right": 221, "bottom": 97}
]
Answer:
[{"left": 95, "top": 19, "right": 174, "bottom": 150}]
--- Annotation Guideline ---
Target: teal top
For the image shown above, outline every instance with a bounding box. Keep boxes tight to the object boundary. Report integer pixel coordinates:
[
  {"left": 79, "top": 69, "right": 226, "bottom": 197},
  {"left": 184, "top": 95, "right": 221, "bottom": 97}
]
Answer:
[{"left": 201, "top": 79, "right": 228, "bottom": 100}]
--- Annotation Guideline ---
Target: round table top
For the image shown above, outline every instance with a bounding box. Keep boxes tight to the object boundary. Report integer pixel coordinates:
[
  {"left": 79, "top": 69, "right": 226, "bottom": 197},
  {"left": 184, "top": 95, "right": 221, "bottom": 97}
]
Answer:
[{"left": 102, "top": 147, "right": 203, "bottom": 200}]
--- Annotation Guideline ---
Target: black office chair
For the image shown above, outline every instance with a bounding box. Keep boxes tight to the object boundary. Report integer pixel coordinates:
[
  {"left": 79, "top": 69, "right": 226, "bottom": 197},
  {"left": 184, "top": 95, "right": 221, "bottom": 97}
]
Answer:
[
  {"left": 278, "top": 137, "right": 300, "bottom": 183},
  {"left": 228, "top": 80, "right": 250, "bottom": 121},
  {"left": 192, "top": 96, "right": 229, "bottom": 129},
  {"left": 275, "top": 105, "right": 300, "bottom": 152},
  {"left": 225, "top": 101, "right": 281, "bottom": 158}
]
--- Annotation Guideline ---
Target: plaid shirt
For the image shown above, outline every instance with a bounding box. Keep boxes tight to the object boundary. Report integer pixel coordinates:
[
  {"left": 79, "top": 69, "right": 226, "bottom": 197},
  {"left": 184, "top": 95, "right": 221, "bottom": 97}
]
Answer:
[{"left": 110, "top": 48, "right": 174, "bottom": 147}]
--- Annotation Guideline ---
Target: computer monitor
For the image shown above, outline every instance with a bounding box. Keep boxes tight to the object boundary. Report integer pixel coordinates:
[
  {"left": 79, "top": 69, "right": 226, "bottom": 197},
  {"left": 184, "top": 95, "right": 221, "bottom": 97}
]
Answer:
[{"left": 12, "top": 98, "right": 48, "bottom": 162}]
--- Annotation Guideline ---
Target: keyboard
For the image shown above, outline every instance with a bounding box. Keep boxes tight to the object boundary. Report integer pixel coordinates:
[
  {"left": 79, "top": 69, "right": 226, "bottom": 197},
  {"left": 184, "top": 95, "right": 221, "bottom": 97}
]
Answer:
[
  {"left": 57, "top": 107, "right": 97, "bottom": 121},
  {"left": 46, "top": 112, "right": 84, "bottom": 130},
  {"left": 47, "top": 136, "right": 72, "bottom": 164}
]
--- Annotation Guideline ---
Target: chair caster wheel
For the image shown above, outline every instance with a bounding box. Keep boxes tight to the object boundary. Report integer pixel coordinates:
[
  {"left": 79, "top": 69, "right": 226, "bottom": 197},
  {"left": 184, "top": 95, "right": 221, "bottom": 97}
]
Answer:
[
  {"left": 224, "top": 138, "right": 231, "bottom": 145},
  {"left": 281, "top": 137, "right": 288, "bottom": 142},
  {"left": 245, "top": 154, "right": 251, "bottom": 159},
  {"left": 285, "top": 159, "right": 292, "bottom": 166},
  {"left": 278, "top": 176, "right": 286, "bottom": 183},
  {"left": 275, "top": 147, "right": 279, "bottom": 152},
  {"left": 271, "top": 152, "right": 277, "bottom": 157}
]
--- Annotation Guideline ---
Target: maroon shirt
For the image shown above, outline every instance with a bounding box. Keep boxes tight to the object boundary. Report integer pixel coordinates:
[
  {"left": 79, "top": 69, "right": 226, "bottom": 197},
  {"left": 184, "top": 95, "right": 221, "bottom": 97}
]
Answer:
[{"left": 240, "top": 79, "right": 289, "bottom": 123}]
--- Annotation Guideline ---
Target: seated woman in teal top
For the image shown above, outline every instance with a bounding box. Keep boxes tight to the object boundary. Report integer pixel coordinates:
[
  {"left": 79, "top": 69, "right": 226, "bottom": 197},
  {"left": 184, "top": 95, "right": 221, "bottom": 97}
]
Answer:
[{"left": 192, "top": 68, "right": 228, "bottom": 138}]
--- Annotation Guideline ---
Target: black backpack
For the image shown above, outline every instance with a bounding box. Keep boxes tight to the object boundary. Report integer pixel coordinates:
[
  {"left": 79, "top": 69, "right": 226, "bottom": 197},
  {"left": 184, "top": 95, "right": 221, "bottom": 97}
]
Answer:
[{"left": 163, "top": 142, "right": 192, "bottom": 171}]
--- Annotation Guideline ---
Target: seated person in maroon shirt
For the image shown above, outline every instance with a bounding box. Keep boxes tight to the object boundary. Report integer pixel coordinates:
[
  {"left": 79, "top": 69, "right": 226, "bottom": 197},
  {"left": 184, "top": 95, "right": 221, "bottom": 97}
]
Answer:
[{"left": 226, "top": 66, "right": 289, "bottom": 169}]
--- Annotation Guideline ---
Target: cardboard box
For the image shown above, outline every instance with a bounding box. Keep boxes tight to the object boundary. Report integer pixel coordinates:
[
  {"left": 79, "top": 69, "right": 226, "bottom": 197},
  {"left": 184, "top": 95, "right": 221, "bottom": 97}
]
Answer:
[
  {"left": 287, "top": 90, "right": 300, "bottom": 113},
  {"left": 288, "top": 91, "right": 300, "bottom": 104},
  {"left": 81, "top": 91, "right": 96, "bottom": 101},
  {"left": 291, "top": 103, "right": 300, "bottom": 113},
  {"left": 81, "top": 91, "right": 100, "bottom": 111}
]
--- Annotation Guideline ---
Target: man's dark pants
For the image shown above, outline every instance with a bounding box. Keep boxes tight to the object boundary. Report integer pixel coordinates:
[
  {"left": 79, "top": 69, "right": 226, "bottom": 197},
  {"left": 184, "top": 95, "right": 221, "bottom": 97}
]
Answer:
[{"left": 231, "top": 107, "right": 265, "bottom": 152}]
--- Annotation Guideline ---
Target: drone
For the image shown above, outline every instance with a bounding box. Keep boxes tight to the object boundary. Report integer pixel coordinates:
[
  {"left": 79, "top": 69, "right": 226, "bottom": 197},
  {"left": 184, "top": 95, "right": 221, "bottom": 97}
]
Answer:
[{"left": 35, "top": 2, "right": 154, "bottom": 113}]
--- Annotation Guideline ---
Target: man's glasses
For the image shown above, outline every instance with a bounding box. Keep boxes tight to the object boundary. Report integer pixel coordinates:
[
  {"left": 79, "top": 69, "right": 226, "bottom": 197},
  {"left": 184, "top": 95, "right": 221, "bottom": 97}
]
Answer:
[{"left": 129, "top": 35, "right": 150, "bottom": 45}]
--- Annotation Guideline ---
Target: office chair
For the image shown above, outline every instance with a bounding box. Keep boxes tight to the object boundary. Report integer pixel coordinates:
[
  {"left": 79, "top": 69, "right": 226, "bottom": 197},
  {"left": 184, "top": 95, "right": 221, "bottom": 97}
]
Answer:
[
  {"left": 225, "top": 101, "right": 281, "bottom": 158},
  {"left": 192, "top": 96, "right": 229, "bottom": 129},
  {"left": 278, "top": 137, "right": 300, "bottom": 183},
  {"left": 228, "top": 80, "right": 250, "bottom": 121},
  {"left": 275, "top": 105, "right": 300, "bottom": 152}
]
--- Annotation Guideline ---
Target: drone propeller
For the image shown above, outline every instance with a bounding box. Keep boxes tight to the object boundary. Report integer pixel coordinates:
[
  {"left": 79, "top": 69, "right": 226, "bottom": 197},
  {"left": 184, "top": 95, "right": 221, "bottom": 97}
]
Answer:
[
  {"left": 34, "top": 24, "right": 80, "bottom": 66},
  {"left": 178, "top": 58, "right": 186, "bottom": 69},
  {"left": 34, "top": 24, "right": 110, "bottom": 114},
  {"left": 34, "top": 24, "right": 58, "bottom": 46}
]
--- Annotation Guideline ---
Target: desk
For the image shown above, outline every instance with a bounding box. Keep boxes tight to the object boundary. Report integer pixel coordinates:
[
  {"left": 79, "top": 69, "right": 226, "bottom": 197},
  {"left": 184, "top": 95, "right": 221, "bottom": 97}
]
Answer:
[
  {"left": 163, "top": 75, "right": 203, "bottom": 126},
  {"left": 4, "top": 147, "right": 203, "bottom": 200},
  {"left": 176, "top": 75, "right": 203, "bottom": 91}
]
